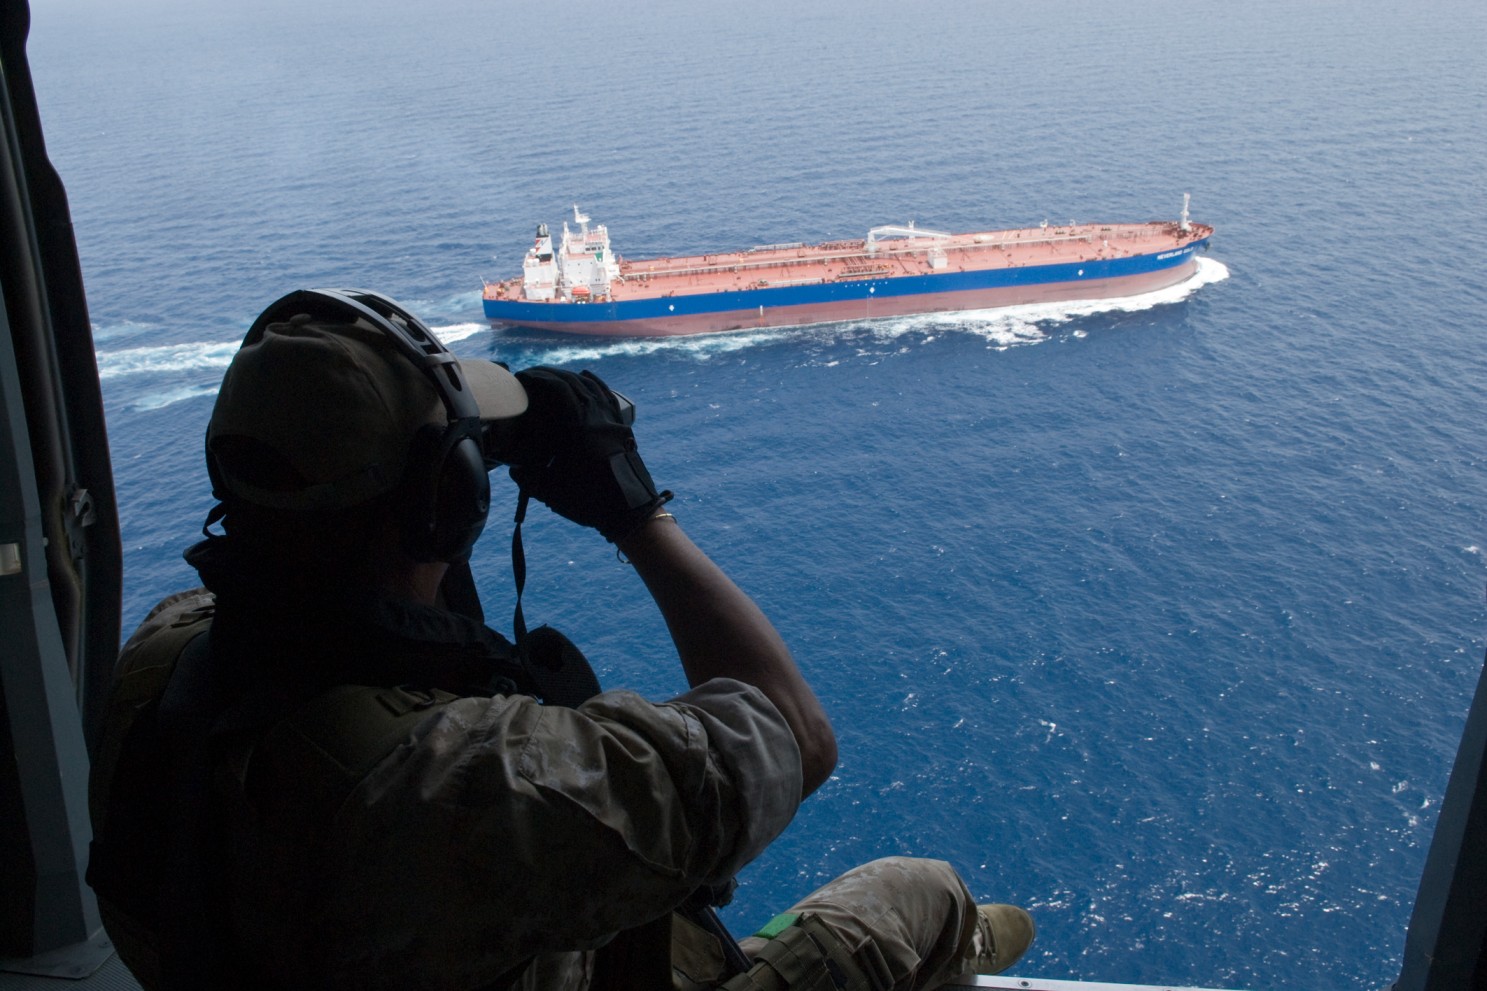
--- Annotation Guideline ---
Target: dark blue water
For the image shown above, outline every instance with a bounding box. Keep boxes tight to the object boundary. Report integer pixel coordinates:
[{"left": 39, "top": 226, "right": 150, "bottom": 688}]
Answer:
[{"left": 27, "top": 1, "right": 1487, "bottom": 988}]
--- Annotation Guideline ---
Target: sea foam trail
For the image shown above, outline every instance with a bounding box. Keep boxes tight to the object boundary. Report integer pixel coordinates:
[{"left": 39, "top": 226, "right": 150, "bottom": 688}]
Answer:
[
  {"left": 97, "top": 340, "right": 240, "bottom": 380},
  {"left": 431, "top": 322, "right": 487, "bottom": 345},
  {"left": 96, "top": 321, "right": 493, "bottom": 383}
]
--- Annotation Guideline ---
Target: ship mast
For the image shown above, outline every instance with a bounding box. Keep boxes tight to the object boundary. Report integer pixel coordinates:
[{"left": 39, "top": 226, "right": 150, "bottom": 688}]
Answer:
[{"left": 1180, "top": 192, "right": 1191, "bottom": 233}]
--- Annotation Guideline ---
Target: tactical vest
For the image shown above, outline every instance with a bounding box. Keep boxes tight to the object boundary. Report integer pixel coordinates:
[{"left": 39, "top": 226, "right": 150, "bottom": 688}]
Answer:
[{"left": 88, "top": 591, "right": 506, "bottom": 989}]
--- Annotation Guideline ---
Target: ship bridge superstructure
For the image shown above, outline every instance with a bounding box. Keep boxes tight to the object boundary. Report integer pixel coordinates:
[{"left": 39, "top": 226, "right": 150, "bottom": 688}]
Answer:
[
  {"left": 520, "top": 223, "right": 558, "bottom": 300},
  {"left": 521, "top": 205, "right": 618, "bottom": 303}
]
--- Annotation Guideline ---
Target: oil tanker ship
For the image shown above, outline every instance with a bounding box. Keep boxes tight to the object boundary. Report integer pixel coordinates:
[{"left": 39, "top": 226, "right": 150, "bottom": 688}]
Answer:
[{"left": 482, "top": 198, "right": 1213, "bottom": 337}]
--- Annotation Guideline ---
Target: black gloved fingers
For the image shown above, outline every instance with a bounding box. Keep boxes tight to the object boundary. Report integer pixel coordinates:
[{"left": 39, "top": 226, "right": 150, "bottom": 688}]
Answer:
[
  {"left": 506, "top": 366, "right": 661, "bottom": 539},
  {"left": 578, "top": 370, "right": 623, "bottom": 420},
  {"left": 511, "top": 367, "right": 632, "bottom": 463},
  {"left": 510, "top": 368, "right": 588, "bottom": 460}
]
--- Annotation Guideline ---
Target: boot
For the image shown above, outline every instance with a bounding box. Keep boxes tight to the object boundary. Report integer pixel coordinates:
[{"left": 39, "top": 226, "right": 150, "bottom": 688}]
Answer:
[{"left": 961, "top": 903, "right": 1036, "bottom": 975}]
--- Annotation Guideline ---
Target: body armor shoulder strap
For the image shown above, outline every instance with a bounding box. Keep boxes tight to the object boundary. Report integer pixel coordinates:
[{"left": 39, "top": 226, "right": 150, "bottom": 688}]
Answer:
[{"left": 243, "top": 683, "right": 459, "bottom": 827}]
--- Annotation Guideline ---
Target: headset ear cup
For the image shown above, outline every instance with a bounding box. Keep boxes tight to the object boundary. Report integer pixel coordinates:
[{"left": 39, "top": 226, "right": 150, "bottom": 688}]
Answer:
[
  {"left": 432, "top": 436, "right": 490, "bottom": 560},
  {"left": 400, "top": 425, "right": 490, "bottom": 562},
  {"left": 205, "top": 431, "right": 227, "bottom": 500}
]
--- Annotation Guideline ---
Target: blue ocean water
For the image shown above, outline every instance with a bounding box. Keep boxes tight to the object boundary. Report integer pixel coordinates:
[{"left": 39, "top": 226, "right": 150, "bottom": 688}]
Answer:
[{"left": 25, "top": 0, "right": 1486, "bottom": 988}]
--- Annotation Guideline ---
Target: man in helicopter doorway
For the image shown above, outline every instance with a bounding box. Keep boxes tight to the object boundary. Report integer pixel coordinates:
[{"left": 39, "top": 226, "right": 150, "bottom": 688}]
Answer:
[{"left": 86, "top": 288, "right": 1036, "bottom": 991}]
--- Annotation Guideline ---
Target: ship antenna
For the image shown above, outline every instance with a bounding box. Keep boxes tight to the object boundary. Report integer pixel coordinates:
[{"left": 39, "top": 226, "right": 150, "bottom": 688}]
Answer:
[
  {"left": 1180, "top": 193, "right": 1191, "bottom": 233},
  {"left": 573, "top": 204, "right": 590, "bottom": 231}
]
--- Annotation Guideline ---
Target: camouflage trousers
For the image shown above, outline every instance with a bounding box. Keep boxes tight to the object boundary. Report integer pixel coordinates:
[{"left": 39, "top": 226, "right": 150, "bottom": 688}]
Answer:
[{"left": 673, "top": 857, "right": 1001, "bottom": 991}]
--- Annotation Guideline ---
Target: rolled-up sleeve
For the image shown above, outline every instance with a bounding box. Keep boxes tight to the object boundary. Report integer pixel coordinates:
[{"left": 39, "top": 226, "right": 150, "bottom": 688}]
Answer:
[
  {"left": 580, "top": 678, "right": 803, "bottom": 879},
  {"left": 659, "top": 679, "right": 804, "bottom": 872},
  {"left": 316, "top": 678, "right": 801, "bottom": 987}
]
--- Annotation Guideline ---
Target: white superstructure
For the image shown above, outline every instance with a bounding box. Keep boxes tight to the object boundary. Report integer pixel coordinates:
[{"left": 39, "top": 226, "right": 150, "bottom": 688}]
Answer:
[{"left": 522, "top": 205, "right": 620, "bottom": 302}]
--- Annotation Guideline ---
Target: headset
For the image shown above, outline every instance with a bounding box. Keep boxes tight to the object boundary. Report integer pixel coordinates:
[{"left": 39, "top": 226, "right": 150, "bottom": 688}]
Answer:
[{"left": 223, "top": 288, "right": 492, "bottom": 562}]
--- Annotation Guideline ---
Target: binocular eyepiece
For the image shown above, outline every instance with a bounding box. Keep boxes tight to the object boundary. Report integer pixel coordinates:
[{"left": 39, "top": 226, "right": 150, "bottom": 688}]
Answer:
[{"left": 611, "top": 390, "right": 637, "bottom": 426}]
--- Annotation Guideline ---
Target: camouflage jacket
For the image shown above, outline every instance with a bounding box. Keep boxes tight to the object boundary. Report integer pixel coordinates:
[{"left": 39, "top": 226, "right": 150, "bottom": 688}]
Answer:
[{"left": 89, "top": 586, "right": 804, "bottom": 991}]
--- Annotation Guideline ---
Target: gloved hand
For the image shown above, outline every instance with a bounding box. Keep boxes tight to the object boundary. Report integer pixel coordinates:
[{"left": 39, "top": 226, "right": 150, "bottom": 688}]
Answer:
[{"left": 508, "top": 367, "right": 670, "bottom": 542}]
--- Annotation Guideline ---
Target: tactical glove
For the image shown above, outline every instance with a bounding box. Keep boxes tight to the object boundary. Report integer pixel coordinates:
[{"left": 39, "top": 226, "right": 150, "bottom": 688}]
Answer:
[{"left": 508, "top": 367, "right": 670, "bottom": 542}]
